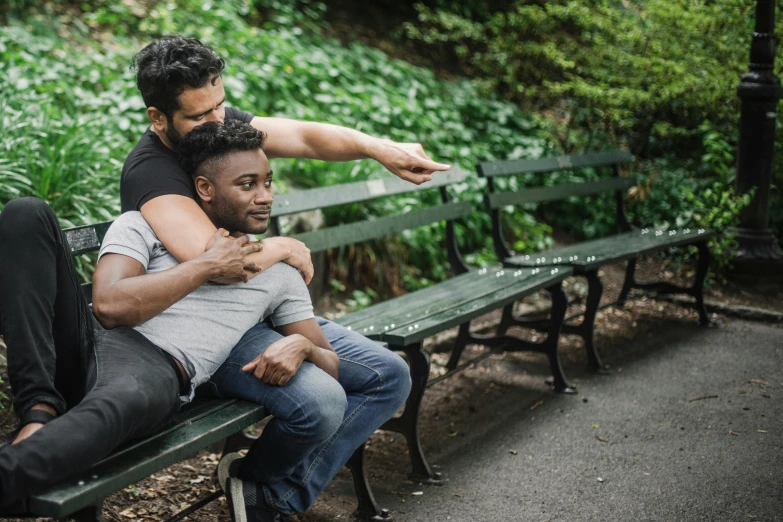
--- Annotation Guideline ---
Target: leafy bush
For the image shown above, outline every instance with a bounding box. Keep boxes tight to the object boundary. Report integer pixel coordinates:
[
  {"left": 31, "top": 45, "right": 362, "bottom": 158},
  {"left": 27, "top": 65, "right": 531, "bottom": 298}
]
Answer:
[{"left": 1, "top": 0, "right": 551, "bottom": 294}]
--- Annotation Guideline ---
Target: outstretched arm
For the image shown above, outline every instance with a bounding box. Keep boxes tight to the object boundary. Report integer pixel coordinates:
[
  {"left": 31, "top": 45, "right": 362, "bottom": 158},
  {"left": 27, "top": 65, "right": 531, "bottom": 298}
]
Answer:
[
  {"left": 251, "top": 117, "right": 451, "bottom": 185},
  {"left": 241, "top": 319, "right": 339, "bottom": 385}
]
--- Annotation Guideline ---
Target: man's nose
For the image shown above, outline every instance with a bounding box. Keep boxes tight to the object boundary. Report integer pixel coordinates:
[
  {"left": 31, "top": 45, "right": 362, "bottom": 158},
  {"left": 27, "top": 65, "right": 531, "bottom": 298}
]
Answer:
[
  {"left": 254, "top": 189, "right": 273, "bottom": 206},
  {"left": 206, "top": 111, "right": 221, "bottom": 123}
]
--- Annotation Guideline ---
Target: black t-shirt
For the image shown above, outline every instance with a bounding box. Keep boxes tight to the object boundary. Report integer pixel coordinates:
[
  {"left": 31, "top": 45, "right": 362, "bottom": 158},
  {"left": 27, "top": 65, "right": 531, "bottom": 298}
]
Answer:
[{"left": 120, "top": 107, "right": 255, "bottom": 213}]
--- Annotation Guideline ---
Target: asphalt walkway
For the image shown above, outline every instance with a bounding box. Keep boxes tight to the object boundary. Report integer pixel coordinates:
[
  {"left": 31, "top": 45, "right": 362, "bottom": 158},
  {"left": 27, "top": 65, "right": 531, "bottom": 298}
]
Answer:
[{"left": 373, "top": 319, "right": 783, "bottom": 522}]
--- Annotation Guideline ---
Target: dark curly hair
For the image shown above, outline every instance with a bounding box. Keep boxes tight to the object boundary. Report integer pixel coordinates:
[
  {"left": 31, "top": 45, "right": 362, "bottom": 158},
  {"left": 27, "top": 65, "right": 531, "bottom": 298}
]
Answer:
[
  {"left": 131, "top": 35, "right": 225, "bottom": 119},
  {"left": 179, "top": 120, "right": 267, "bottom": 179}
]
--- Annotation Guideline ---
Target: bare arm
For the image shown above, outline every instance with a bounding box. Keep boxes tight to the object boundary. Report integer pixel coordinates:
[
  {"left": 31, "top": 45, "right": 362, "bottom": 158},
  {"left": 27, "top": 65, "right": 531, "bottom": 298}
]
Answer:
[
  {"left": 140, "top": 195, "right": 313, "bottom": 283},
  {"left": 241, "top": 319, "right": 339, "bottom": 384},
  {"left": 92, "top": 230, "right": 261, "bottom": 329},
  {"left": 251, "top": 117, "right": 451, "bottom": 185}
]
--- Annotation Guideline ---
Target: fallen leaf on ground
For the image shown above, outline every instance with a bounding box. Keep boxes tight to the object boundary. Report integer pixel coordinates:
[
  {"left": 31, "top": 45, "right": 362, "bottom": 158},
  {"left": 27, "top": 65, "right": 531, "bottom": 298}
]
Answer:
[
  {"left": 508, "top": 449, "right": 518, "bottom": 455},
  {"left": 530, "top": 400, "right": 543, "bottom": 410},
  {"left": 688, "top": 395, "right": 719, "bottom": 402},
  {"left": 592, "top": 423, "right": 599, "bottom": 429},
  {"left": 596, "top": 436, "right": 609, "bottom": 443},
  {"left": 729, "top": 430, "right": 739, "bottom": 436},
  {"left": 411, "top": 491, "right": 423, "bottom": 496},
  {"left": 757, "top": 430, "right": 768, "bottom": 433}
]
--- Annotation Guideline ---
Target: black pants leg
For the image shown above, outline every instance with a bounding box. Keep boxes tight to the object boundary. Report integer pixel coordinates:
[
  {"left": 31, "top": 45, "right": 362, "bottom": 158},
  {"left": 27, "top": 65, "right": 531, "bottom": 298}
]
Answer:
[
  {"left": 0, "top": 198, "right": 181, "bottom": 506},
  {"left": 0, "top": 197, "right": 93, "bottom": 415}
]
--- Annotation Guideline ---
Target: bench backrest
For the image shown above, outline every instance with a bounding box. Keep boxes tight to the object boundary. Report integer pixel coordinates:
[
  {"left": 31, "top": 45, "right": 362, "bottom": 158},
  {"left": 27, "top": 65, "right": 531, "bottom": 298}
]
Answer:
[
  {"left": 63, "top": 221, "right": 113, "bottom": 303},
  {"left": 476, "top": 150, "right": 635, "bottom": 259},
  {"left": 269, "top": 168, "right": 472, "bottom": 274},
  {"left": 60, "top": 168, "right": 472, "bottom": 302}
]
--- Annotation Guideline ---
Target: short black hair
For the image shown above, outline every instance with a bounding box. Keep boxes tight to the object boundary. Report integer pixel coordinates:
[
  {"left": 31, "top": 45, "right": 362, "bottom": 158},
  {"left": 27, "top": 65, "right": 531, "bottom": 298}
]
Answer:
[
  {"left": 131, "top": 35, "right": 225, "bottom": 119},
  {"left": 179, "top": 120, "right": 267, "bottom": 179}
]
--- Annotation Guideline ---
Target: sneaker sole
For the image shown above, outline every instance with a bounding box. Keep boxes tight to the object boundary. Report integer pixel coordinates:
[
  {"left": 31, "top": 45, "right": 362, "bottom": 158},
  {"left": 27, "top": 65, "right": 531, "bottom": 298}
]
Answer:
[
  {"left": 226, "top": 478, "right": 248, "bottom": 522},
  {"left": 218, "top": 452, "right": 244, "bottom": 492}
]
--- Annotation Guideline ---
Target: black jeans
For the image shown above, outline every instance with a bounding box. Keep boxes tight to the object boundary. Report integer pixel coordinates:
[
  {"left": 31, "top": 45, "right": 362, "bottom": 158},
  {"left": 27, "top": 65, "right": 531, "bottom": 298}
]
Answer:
[{"left": 0, "top": 197, "right": 181, "bottom": 507}]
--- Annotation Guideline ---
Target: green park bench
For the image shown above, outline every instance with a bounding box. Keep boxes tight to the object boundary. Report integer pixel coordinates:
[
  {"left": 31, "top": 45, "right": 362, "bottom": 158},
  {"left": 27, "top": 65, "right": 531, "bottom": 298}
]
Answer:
[
  {"left": 477, "top": 150, "right": 716, "bottom": 371},
  {"left": 269, "top": 168, "right": 575, "bottom": 484},
  {"left": 7, "top": 222, "right": 388, "bottom": 522}
]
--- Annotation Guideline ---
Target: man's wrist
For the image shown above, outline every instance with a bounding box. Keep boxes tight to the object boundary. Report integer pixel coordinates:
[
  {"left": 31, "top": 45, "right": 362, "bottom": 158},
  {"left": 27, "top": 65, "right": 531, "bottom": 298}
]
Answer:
[
  {"left": 192, "top": 256, "right": 222, "bottom": 280},
  {"left": 361, "top": 135, "right": 388, "bottom": 161},
  {"left": 299, "top": 337, "right": 315, "bottom": 360}
]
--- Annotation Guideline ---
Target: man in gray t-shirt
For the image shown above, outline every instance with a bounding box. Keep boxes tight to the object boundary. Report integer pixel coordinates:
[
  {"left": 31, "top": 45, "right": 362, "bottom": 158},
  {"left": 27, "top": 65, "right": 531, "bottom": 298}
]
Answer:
[{"left": 98, "top": 212, "right": 314, "bottom": 401}]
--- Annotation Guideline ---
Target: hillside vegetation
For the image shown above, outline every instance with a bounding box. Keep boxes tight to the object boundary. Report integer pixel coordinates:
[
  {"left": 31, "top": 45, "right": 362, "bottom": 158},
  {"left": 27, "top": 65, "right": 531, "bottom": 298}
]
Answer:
[{"left": 0, "top": 0, "right": 769, "bottom": 291}]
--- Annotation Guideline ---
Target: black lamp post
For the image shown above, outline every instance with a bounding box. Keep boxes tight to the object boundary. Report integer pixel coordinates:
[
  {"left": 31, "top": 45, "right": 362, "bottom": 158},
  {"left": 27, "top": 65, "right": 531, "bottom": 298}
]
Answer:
[{"left": 731, "top": 0, "right": 783, "bottom": 279}]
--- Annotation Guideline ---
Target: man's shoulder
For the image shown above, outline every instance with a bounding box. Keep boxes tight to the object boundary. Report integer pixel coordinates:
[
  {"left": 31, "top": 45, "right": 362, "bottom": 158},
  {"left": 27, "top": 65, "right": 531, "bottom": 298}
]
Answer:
[
  {"left": 122, "top": 129, "right": 180, "bottom": 173},
  {"left": 109, "top": 211, "right": 154, "bottom": 232}
]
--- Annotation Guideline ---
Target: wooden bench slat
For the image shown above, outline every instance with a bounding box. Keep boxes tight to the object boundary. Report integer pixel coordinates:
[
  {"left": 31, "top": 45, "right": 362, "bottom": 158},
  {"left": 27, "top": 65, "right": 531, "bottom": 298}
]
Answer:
[
  {"left": 292, "top": 201, "right": 472, "bottom": 253},
  {"left": 383, "top": 267, "right": 572, "bottom": 345},
  {"left": 28, "top": 399, "right": 266, "bottom": 518},
  {"left": 477, "top": 150, "right": 633, "bottom": 178},
  {"left": 272, "top": 169, "right": 468, "bottom": 217},
  {"left": 488, "top": 177, "right": 636, "bottom": 209},
  {"left": 336, "top": 267, "right": 516, "bottom": 334},
  {"left": 505, "top": 228, "right": 716, "bottom": 271}
]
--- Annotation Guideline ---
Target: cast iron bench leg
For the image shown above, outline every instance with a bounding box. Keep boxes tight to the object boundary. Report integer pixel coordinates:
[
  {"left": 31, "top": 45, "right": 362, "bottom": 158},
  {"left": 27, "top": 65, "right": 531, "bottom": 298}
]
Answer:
[
  {"left": 582, "top": 271, "right": 607, "bottom": 371},
  {"left": 347, "top": 443, "right": 392, "bottom": 521},
  {"left": 380, "top": 343, "right": 442, "bottom": 484},
  {"left": 694, "top": 242, "right": 712, "bottom": 326},
  {"left": 69, "top": 501, "right": 106, "bottom": 522},
  {"left": 617, "top": 259, "right": 637, "bottom": 306},
  {"left": 543, "top": 283, "right": 575, "bottom": 393},
  {"left": 562, "top": 270, "right": 608, "bottom": 372}
]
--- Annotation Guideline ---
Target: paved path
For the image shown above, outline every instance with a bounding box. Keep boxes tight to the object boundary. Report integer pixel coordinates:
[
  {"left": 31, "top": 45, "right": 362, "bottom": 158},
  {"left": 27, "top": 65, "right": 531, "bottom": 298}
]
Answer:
[{"left": 371, "top": 320, "right": 783, "bottom": 522}]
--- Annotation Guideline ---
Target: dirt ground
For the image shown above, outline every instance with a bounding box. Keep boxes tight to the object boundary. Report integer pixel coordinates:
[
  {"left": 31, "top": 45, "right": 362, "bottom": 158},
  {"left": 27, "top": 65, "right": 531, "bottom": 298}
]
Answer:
[{"left": 0, "top": 256, "right": 780, "bottom": 522}]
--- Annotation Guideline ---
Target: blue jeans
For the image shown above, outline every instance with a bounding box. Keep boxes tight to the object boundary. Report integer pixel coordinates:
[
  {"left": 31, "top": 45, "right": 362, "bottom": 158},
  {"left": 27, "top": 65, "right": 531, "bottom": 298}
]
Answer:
[{"left": 198, "top": 318, "right": 411, "bottom": 514}]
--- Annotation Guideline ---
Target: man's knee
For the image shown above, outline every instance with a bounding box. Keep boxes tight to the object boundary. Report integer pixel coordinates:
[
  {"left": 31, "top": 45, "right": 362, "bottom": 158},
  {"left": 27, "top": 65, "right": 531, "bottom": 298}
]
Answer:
[
  {"left": 0, "top": 197, "right": 56, "bottom": 238},
  {"left": 287, "top": 374, "right": 346, "bottom": 440},
  {"left": 380, "top": 351, "right": 412, "bottom": 406}
]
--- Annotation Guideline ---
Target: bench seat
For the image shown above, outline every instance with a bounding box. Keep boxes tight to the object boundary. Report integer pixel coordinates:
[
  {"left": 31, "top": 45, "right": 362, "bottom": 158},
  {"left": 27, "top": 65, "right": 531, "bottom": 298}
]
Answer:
[
  {"left": 504, "top": 227, "right": 716, "bottom": 272},
  {"left": 337, "top": 266, "right": 572, "bottom": 346},
  {"left": 478, "top": 150, "right": 716, "bottom": 373},
  {"left": 28, "top": 398, "right": 266, "bottom": 519}
]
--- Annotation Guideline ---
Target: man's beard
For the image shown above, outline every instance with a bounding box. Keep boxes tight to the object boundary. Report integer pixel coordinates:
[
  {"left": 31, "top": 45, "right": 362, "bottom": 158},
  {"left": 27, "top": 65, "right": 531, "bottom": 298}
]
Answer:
[
  {"left": 211, "top": 196, "right": 271, "bottom": 235},
  {"left": 165, "top": 123, "right": 185, "bottom": 149}
]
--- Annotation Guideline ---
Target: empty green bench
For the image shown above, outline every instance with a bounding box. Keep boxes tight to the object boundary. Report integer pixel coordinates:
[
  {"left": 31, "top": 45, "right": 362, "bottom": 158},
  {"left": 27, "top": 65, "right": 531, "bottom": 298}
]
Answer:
[
  {"left": 478, "top": 150, "right": 715, "bottom": 370},
  {"left": 269, "top": 168, "right": 575, "bottom": 484},
  {"left": 7, "top": 221, "right": 386, "bottom": 522}
]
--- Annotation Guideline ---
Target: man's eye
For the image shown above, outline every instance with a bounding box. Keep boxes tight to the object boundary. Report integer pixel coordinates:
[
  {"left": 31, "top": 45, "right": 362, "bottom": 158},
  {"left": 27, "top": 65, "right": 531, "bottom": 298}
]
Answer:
[
  {"left": 265, "top": 180, "right": 273, "bottom": 188},
  {"left": 242, "top": 182, "right": 256, "bottom": 189}
]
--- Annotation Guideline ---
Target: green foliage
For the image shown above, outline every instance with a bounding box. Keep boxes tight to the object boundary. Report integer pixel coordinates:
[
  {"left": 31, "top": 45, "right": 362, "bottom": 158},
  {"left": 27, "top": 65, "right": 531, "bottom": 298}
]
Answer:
[
  {"left": 1, "top": 0, "right": 550, "bottom": 293},
  {"left": 402, "top": 0, "right": 783, "bottom": 211}
]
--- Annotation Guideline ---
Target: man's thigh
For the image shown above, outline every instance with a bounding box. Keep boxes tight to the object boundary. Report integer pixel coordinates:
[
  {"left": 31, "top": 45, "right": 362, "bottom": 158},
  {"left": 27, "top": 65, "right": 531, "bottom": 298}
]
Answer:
[{"left": 201, "top": 321, "right": 343, "bottom": 419}]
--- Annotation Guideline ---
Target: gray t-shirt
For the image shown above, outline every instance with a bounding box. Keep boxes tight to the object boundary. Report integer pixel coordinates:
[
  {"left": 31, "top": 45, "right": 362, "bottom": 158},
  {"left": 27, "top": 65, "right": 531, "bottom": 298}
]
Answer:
[{"left": 98, "top": 212, "right": 314, "bottom": 401}]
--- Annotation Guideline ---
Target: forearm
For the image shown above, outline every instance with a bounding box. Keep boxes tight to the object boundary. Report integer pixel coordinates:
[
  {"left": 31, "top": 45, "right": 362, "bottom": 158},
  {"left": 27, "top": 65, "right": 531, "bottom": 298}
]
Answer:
[
  {"left": 244, "top": 240, "right": 291, "bottom": 275},
  {"left": 252, "top": 117, "right": 382, "bottom": 161},
  {"left": 93, "top": 258, "right": 215, "bottom": 329},
  {"left": 305, "top": 343, "right": 340, "bottom": 380}
]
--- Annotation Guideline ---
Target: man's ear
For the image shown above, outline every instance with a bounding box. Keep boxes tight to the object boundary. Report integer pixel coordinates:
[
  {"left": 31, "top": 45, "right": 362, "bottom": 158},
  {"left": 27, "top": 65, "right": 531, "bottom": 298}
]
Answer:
[
  {"left": 147, "top": 107, "right": 168, "bottom": 132},
  {"left": 194, "top": 176, "right": 214, "bottom": 203}
]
